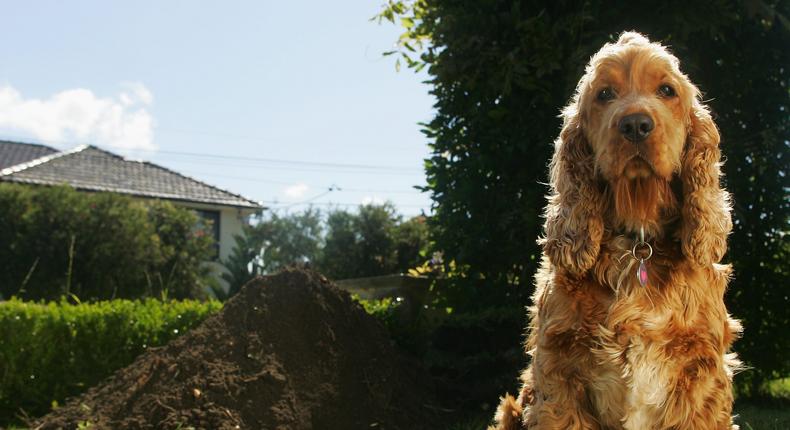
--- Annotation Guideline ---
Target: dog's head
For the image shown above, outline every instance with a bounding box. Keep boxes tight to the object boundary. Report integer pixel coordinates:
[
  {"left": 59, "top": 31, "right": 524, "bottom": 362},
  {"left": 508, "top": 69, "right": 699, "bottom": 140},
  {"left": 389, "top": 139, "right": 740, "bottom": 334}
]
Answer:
[
  {"left": 581, "top": 32, "right": 694, "bottom": 182},
  {"left": 543, "top": 32, "right": 730, "bottom": 274}
]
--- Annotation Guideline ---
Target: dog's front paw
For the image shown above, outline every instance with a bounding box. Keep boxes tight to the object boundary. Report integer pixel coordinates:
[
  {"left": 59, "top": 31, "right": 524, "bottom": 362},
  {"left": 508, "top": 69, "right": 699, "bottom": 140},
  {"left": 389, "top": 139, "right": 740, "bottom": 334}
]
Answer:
[{"left": 490, "top": 393, "right": 525, "bottom": 430}]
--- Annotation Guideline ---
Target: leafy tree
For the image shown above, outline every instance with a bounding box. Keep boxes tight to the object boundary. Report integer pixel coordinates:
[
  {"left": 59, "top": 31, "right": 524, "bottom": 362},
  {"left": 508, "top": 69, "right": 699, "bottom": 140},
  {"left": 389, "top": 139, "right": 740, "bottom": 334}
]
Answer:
[
  {"left": 0, "top": 184, "right": 216, "bottom": 300},
  {"left": 319, "top": 209, "right": 362, "bottom": 279},
  {"left": 147, "top": 203, "right": 218, "bottom": 299},
  {"left": 381, "top": 0, "right": 789, "bottom": 394},
  {"left": 222, "top": 204, "right": 431, "bottom": 288},
  {"left": 347, "top": 203, "right": 398, "bottom": 277},
  {"left": 255, "top": 208, "right": 323, "bottom": 271},
  {"left": 221, "top": 208, "right": 323, "bottom": 295},
  {"left": 393, "top": 215, "right": 430, "bottom": 272},
  {"left": 219, "top": 231, "right": 263, "bottom": 298},
  {"left": 318, "top": 203, "right": 428, "bottom": 280}
]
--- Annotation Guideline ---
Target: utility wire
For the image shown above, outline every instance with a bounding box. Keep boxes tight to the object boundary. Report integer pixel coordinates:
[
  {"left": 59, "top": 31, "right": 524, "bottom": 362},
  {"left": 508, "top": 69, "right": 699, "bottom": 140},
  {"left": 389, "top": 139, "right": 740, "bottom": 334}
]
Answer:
[
  {"left": 155, "top": 157, "right": 421, "bottom": 176},
  {"left": 0, "top": 134, "right": 423, "bottom": 172},
  {"left": 278, "top": 186, "right": 339, "bottom": 209},
  {"left": 0, "top": 136, "right": 424, "bottom": 176},
  {"left": 153, "top": 127, "right": 426, "bottom": 152},
  {"left": 152, "top": 151, "right": 420, "bottom": 172},
  {"left": 0, "top": 134, "right": 432, "bottom": 210},
  {"left": 262, "top": 200, "right": 428, "bottom": 209},
  {"left": 177, "top": 169, "right": 425, "bottom": 195}
]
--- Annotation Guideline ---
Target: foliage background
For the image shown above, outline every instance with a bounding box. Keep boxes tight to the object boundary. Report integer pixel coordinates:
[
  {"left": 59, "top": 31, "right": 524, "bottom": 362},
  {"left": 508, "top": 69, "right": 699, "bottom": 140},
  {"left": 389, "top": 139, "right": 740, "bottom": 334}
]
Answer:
[
  {"left": 379, "top": 0, "right": 790, "bottom": 397},
  {"left": 0, "top": 184, "right": 217, "bottom": 301},
  {"left": 221, "top": 203, "right": 430, "bottom": 296}
]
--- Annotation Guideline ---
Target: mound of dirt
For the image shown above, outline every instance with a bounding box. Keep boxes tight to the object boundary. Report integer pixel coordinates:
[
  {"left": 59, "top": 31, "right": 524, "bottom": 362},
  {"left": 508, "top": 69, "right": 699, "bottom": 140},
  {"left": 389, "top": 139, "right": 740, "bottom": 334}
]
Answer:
[{"left": 32, "top": 269, "right": 438, "bottom": 429}]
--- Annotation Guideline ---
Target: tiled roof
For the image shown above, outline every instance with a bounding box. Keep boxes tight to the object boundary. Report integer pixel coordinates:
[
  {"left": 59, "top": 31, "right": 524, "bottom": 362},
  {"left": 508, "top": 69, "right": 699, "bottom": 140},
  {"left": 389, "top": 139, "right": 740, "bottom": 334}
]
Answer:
[
  {"left": 0, "top": 143, "right": 262, "bottom": 209},
  {"left": 0, "top": 140, "right": 58, "bottom": 170}
]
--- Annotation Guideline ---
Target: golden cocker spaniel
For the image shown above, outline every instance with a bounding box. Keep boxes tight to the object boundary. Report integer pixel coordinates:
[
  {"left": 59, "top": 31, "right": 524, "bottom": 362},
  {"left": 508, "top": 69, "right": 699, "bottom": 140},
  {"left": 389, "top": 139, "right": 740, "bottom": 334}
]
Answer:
[{"left": 492, "top": 32, "right": 741, "bottom": 430}]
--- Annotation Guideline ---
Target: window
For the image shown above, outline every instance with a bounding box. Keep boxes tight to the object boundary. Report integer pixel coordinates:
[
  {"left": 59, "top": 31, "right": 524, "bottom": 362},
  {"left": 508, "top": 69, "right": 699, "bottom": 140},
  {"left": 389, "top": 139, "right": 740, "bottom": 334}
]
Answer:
[{"left": 194, "top": 209, "right": 221, "bottom": 260}]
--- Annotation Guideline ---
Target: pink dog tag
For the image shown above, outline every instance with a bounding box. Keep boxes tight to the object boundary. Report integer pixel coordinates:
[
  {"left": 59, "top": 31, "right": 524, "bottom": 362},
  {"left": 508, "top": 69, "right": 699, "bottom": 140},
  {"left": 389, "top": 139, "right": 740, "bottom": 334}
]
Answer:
[
  {"left": 632, "top": 226, "right": 652, "bottom": 287},
  {"left": 637, "top": 259, "right": 649, "bottom": 287}
]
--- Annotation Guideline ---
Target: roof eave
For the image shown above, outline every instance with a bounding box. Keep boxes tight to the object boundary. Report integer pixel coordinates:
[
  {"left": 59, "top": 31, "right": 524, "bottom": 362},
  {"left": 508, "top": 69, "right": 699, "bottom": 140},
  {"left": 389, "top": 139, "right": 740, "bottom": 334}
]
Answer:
[{"left": 0, "top": 177, "right": 265, "bottom": 210}]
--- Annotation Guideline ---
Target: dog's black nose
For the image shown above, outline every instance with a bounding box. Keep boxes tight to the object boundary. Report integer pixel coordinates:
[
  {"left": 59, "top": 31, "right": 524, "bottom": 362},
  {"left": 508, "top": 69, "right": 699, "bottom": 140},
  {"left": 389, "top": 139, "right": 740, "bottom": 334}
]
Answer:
[{"left": 618, "top": 113, "right": 654, "bottom": 142}]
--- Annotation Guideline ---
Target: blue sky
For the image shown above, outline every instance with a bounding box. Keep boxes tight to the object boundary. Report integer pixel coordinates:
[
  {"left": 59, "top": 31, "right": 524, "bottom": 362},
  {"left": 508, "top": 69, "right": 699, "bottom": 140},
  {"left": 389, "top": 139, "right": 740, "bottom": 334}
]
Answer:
[{"left": 0, "top": 1, "right": 434, "bottom": 217}]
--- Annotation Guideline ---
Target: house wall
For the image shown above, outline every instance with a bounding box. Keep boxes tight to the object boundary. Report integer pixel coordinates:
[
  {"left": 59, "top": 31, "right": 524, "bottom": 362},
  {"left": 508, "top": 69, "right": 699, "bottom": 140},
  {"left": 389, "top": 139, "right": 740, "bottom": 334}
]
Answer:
[{"left": 175, "top": 202, "right": 258, "bottom": 293}]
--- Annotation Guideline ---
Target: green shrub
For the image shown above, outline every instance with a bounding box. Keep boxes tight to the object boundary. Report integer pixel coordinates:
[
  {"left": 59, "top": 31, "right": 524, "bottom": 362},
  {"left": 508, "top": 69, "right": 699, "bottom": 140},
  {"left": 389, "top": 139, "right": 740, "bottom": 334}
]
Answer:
[
  {"left": 380, "top": 0, "right": 790, "bottom": 393},
  {"left": 0, "top": 183, "right": 216, "bottom": 300},
  {"left": 0, "top": 297, "right": 222, "bottom": 425},
  {"left": 319, "top": 204, "right": 429, "bottom": 280},
  {"left": 358, "top": 295, "right": 525, "bottom": 411}
]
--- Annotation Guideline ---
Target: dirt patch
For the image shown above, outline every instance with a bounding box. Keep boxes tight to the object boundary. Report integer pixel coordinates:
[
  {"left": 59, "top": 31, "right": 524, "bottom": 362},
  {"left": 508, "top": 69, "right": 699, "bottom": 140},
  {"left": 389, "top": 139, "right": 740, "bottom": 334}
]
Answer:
[{"left": 32, "top": 268, "right": 438, "bottom": 429}]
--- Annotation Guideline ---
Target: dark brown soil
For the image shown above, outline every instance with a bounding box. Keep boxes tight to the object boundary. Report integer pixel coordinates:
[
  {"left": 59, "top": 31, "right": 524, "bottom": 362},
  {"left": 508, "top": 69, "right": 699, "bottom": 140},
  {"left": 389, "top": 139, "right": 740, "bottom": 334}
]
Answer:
[{"left": 31, "top": 269, "right": 438, "bottom": 429}]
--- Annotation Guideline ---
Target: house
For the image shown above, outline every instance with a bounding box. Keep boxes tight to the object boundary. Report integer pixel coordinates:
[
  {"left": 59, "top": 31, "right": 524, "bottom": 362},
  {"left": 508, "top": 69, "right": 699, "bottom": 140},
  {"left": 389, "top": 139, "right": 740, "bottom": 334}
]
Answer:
[{"left": 0, "top": 140, "right": 263, "bottom": 289}]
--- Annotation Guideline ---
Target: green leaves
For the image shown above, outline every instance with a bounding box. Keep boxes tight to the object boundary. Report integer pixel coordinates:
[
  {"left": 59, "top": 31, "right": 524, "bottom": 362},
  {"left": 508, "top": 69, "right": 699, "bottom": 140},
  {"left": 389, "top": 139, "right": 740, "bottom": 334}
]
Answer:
[
  {"left": 221, "top": 205, "right": 430, "bottom": 290},
  {"left": 381, "top": 0, "right": 790, "bottom": 391},
  {"left": 0, "top": 184, "right": 216, "bottom": 301},
  {"left": 374, "top": 0, "right": 431, "bottom": 72},
  {"left": 320, "top": 203, "right": 430, "bottom": 280}
]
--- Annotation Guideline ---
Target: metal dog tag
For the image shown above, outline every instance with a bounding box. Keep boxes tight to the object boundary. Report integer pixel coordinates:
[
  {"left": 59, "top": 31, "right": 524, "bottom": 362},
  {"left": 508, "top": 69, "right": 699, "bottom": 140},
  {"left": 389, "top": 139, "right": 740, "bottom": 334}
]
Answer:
[{"left": 637, "top": 259, "right": 649, "bottom": 287}]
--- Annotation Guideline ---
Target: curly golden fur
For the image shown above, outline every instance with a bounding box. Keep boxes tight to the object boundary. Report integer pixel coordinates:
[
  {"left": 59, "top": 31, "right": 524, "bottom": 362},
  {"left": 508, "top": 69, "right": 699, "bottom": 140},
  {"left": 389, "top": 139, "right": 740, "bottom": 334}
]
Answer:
[{"left": 491, "top": 32, "right": 741, "bottom": 430}]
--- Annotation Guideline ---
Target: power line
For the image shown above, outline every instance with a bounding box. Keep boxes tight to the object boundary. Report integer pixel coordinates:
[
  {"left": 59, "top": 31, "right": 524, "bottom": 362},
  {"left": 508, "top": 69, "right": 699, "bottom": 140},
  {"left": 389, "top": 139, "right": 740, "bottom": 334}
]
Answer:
[
  {"left": 151, "top": 150, "right": 421, "bottom": 172},
  {"left": 153, "top": 126, "right": 428, "bottom": 152},
  {"left": 0, "top": 134, "right": 424, "bottom": 172},
  {"left": 0, "top": 134, "right": 425, "bottom": 177},
  {"left": 0, "top": 133, "right": 433, "bottom": 210},
  {"left": 260, "top": 186, "right": 430, "bottom": 211},
  {"left": 262, "top": 200, "right": 428, "bottom": 209},
  {"left": 277, "top": 186, "right": 339, "bottom": 209},
  {"left": 177, "top": 169, "right": 426, "bottom": 195},
  {"left": 177, "top": 170, "right": 295, "bottom": 186},
  {"left": 155, "top": 157, "right": 422, "bottom": 176}
]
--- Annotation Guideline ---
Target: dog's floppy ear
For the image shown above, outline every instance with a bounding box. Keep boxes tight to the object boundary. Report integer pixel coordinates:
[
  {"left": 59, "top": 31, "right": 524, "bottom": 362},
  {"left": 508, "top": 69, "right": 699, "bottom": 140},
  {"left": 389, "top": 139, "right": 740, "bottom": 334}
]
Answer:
[
  {"left": 541, "top": 106, "right": 605, "bottom": 276},
  {"left": 679, "top": 100, "right": 732, "bottom": 267}
]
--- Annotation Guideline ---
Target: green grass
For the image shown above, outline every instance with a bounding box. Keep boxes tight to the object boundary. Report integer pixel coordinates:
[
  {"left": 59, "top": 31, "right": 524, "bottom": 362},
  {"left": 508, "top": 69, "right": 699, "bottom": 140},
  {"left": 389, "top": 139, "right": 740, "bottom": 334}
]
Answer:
[
  {"left": 735, "top": 378, "right": 790, "bottom": 429},
  {"left": 445, "top": 401, "right": 790, "bottom": 430},
  {"left": 6, "top": 401, "right": 789, "bottom": 430},
  {"left": 736, "top": 401, "right": 790, "bottom": 430}
]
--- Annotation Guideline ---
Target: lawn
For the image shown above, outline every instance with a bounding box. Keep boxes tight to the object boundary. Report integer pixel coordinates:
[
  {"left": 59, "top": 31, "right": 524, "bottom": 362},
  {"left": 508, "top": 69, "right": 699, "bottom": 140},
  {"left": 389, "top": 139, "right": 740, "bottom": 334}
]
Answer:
[
  {"left": 447, "top": 400, "right": 790, "bottom": 429},
  {"left": 735, "top": 378, "right": 790, "bottom": 429},
  {"left": 737, "top": 401, "right": 790, "bottom": 430},
  {"left": 7, "top": 400, "right": 788, "bottom": 429}
]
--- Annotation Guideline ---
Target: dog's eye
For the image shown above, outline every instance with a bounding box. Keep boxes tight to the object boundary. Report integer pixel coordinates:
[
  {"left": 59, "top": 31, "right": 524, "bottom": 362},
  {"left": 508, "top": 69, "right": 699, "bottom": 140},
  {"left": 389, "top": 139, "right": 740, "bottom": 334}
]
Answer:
[
  {"left": 658, "top": 84, "right": 676, "bottom": 98},
  {"left": 596, "top": 87, "right": 616, "bottom": 102}
]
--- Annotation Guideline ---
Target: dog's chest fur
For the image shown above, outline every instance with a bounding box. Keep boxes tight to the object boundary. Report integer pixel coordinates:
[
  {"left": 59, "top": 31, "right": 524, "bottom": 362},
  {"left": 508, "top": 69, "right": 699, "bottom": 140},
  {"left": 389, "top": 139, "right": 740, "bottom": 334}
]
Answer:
[
  {"left": 567, "top": 236, "right": 723, "bottom": 429},
  {"left": 586, "top": 288, "right": 675, "bottom": 429}
]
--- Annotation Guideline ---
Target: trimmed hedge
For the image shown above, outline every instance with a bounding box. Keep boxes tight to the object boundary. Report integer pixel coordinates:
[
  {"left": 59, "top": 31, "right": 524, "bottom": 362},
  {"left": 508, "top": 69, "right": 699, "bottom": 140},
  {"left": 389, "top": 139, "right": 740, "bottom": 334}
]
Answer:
[{"left": 0, "top": 298, "right": 222, "bottom": 425}]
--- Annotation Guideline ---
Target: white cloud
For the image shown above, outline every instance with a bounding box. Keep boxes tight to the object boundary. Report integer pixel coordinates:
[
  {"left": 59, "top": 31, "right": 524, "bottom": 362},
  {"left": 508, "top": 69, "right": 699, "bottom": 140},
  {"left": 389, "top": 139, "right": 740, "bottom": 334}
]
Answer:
[
  {"left": 283, "top": 183, "right": 309, "bottom": 199},
  {"left": 361, "top": 195, "right": 385, "bottom": 205},
  {"left": 0, "top": 82, "right": 155, "bottom": 153},
  {"left": 120, "top": 81, "right": 153, "bottom": 105}
]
